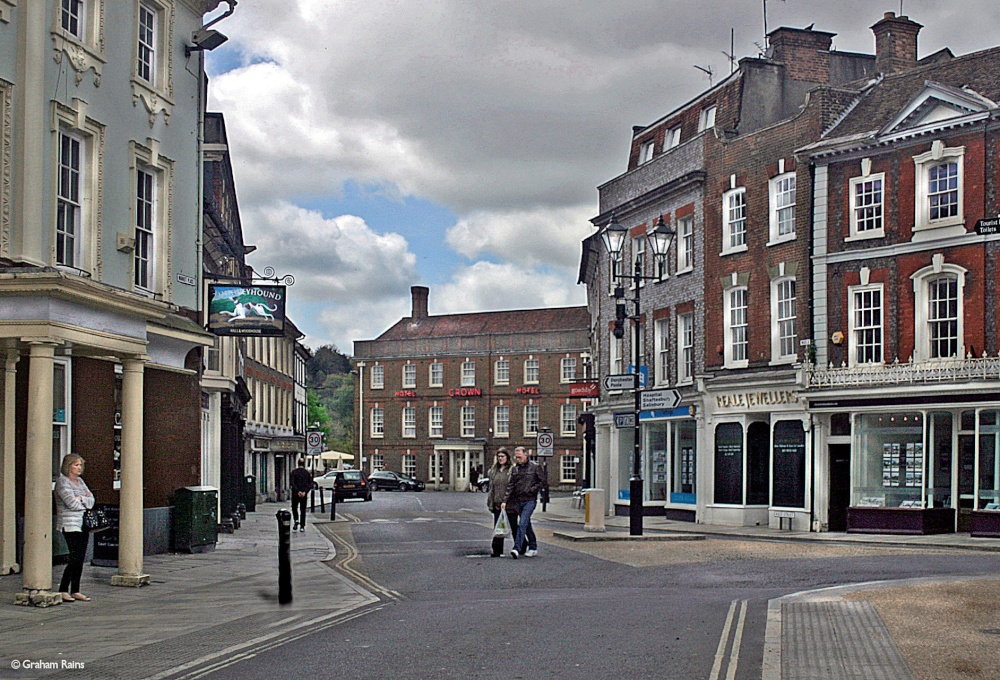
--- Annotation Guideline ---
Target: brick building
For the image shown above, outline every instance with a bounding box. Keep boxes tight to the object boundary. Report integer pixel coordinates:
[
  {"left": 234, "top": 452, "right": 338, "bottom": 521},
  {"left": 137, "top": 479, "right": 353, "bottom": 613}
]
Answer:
[
  {"left": 801, "top": 14, "right": 1000, "bottom": 535},
  {"left": 353, "top": 287, "right": 591, "bottom": 491}
]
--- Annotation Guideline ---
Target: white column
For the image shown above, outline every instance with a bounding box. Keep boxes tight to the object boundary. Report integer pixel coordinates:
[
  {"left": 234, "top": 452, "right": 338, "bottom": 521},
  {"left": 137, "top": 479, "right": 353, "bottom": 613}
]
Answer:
[
  {"left": 112, "top": 356, "right": 150, "bottom": 587},
  {"left": 1, "top": 349, "right": 20, "bottom": 575},
  {"left": 15, "top": 341, "right": 60, "bottom": 606}
]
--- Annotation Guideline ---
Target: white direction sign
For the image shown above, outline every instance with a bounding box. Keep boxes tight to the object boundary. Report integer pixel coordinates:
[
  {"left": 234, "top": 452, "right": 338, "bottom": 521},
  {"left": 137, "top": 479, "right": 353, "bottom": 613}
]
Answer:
[
  {"left": 640, "top": 389, "right": 682, "bottom": 411},
  {"left": 603, "top": 374, "right": 637, "bottom": 391},
  {"left": 536, "top": 431, "right": 554, "bottom": 457}
]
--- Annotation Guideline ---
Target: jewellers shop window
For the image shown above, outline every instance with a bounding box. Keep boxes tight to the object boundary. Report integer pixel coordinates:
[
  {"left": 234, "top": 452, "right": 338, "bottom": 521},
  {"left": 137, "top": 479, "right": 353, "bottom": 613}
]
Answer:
[
  {"left": 772, "top": 420, "right": 805, "bottom": 508},
  {"left": 854, "top": 413, "right": 924, "bottom": 508},
  {"left": 747, "top": 422, "right": 770, "bottom": 505},
  {"left": 714, "top": 422, "right": 743, "bottom": 505}
]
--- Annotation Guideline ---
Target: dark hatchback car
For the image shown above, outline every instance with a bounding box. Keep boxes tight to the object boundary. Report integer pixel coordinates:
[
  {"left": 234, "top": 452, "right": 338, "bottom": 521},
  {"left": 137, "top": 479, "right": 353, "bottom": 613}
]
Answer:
[
  {"left": 314, "top": 469, "right": 372, "bottom": 502},
  {"left": 369, "top": 470, "right": 426, "bottom": 492}
]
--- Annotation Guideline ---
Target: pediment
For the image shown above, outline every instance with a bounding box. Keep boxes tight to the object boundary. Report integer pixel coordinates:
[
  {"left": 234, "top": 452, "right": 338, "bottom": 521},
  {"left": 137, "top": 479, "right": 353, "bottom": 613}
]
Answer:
[{"left": 881, "top": 81, "right": 996, "bottom": 135}]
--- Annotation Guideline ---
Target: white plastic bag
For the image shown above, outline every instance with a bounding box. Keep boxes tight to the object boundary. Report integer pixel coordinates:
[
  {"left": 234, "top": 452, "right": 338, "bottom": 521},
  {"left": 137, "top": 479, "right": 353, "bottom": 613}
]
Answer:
[{"left": 493, "top": 512, "right": 510, "bottom": 538}]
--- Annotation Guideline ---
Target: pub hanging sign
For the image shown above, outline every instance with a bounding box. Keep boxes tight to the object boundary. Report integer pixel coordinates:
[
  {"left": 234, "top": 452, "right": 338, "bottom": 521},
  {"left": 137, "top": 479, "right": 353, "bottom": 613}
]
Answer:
[{"left": 208, "top": 284, "right": 287, "bottom": 337}]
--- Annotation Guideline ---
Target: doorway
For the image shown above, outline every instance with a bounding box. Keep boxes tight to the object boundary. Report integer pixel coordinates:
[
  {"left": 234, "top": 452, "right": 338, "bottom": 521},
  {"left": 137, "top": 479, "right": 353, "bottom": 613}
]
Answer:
[
  {"left": 958, "top": 435, "right": 976, "bottom": 532},
  {"left": 828, "top": 444, "right": 851, "bottom": 532}
]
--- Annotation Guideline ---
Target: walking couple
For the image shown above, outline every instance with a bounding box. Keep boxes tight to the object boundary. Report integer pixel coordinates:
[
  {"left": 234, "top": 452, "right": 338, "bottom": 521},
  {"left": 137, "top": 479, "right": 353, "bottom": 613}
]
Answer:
[{"left": 486, "top": 447, "right": 547, "bottom": 559}]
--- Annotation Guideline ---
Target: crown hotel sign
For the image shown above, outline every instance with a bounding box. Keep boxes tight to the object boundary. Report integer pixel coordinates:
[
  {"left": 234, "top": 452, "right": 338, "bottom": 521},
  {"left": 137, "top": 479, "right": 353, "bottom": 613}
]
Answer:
[{"left": 208, "top": 284, "right": 287, "bottom": 337}]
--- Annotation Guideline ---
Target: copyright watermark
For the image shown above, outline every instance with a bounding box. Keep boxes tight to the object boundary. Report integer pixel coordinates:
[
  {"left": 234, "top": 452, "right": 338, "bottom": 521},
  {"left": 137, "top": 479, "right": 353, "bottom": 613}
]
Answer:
[{"left": 9, "top": 659, "right": 85, "bottom": 670}]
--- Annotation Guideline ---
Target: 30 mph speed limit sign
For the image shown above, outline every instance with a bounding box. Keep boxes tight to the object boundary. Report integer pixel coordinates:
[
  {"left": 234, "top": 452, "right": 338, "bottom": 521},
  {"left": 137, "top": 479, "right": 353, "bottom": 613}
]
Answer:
[
  {"left": 536, "top": 431, "right": 554, "bottom": 457},
  {"left": 307, "top": 431, "right": 322, "bottom": 455}
]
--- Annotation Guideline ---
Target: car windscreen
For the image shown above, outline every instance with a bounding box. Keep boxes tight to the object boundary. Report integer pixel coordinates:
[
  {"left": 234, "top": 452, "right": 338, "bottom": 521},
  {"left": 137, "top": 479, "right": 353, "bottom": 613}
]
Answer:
[{"left": 342, "top": 471, "right": 363, "bottom": 481}]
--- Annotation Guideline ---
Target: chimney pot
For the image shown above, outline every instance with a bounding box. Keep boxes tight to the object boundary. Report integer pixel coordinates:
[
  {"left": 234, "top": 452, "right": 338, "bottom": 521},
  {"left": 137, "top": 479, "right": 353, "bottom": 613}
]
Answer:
[
  {"left": 411, "top": 286, "right": 429, "bottom": 320},
  {"left": 871, "top": 12, "right": 922, "bottom": 75}
]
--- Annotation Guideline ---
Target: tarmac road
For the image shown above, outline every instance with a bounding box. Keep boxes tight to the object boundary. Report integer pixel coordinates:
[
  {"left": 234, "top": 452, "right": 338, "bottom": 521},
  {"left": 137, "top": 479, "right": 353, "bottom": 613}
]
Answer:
[{"left": 205, "top": 491, "right": 1000, "bottom": 680}]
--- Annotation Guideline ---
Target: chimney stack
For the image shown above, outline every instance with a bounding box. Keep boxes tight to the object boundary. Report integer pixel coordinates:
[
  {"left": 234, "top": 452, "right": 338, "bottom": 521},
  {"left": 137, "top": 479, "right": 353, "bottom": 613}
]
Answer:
[
  {"left": 410, "top": 286, "right": 429, "bottom": 320},
  {"left": 871, "top": 12, "right": 922, "bottom": 75}
]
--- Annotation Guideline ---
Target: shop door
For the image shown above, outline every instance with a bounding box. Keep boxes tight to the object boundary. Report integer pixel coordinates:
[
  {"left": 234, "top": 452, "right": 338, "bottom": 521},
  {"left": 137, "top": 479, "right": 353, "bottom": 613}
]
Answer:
[
  {"left": 828, "top": 444, "right": 851, "bottom": 532},
  {"left": 958, "top": 435, "right": 976, "bottom": 532}
]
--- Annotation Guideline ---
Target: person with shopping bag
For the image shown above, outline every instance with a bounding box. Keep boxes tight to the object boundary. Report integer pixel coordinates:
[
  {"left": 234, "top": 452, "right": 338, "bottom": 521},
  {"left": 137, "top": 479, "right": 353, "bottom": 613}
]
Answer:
[
  {"left": 486, "top": 449, "right": 519, "bottom": 557},
  {"left": 54, "top": 454, "right": 95, "bottom": 603}
]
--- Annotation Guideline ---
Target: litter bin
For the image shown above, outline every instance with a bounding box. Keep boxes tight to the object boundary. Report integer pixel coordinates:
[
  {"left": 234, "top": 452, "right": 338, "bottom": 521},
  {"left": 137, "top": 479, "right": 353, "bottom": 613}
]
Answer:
[
  {"left": 173, "top": 486, "right": 218, "bottom": 553},
  {"left": 244, "top": 475, "right": 257, "bottom": 513}
]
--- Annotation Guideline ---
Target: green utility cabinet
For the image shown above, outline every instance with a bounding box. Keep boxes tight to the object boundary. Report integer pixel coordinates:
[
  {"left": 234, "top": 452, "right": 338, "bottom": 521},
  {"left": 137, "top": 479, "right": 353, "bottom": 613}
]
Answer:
[{"left": 174, "top": 486, "right": 219, "bottom": 553}]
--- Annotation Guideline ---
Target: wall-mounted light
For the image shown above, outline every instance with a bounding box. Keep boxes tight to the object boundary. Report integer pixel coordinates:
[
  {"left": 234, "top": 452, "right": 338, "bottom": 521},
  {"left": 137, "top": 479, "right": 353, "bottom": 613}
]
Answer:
[{"left": 186, "top": 28, "right": 229, "bottom": 56}]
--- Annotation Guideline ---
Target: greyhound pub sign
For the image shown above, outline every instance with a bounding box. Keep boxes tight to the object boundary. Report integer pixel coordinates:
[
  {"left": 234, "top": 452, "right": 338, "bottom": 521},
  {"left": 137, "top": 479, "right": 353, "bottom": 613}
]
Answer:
[{"left": 208, "top": 284, "right": 287, "bottom": 337}]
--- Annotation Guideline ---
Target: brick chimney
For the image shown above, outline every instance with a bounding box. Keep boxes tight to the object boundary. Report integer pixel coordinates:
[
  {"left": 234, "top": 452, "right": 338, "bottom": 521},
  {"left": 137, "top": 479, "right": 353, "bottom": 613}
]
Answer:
[
  {"left": 410, "top": 286, "right": 429, "bottom": 320},
  {"left": 871, "top": 12, "right": 922, "bottom": 74},
  {"left": 767, "top": 26, "right": 836, "bottom": 83}
]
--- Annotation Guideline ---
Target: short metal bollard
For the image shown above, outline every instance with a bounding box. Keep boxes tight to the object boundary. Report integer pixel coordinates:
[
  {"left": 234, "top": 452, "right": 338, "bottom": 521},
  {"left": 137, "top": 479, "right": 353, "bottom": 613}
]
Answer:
[
  {"left": 236, "top": 503, "right": 247, "bottom": 520},
  {"left": 276, "top": 509, "right": 292, "bottom": 605},
  {"left": 330, "top": 488, "right": 338, "bottom": 522}
]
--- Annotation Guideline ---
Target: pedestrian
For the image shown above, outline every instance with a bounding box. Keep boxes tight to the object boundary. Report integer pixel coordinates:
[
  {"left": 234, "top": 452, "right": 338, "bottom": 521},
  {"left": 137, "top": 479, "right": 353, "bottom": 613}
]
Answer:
[
  {"left": 469, "top": 465, "right": 480, "bottom": 493},
  {"left": 486, "top": 450, "right": 519, "bottom": 557},
  {"left": 54, "top": 454, "right": 95, "bottom": 602},
  {"left": 289, "top": 458, "right": 313, "bottom": 532},
  {"left": 501, "top": 446, "right": 547, "bottom": 559}
]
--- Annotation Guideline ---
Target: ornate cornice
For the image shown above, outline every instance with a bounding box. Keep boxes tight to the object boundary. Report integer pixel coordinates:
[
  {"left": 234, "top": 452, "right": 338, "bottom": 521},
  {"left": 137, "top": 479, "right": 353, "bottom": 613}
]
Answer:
[
  {"left": 51, "top": 34, "right": 105, "bottom": 87},
  {"left": 0, "top": 0, "right": 15, "bottom": 24}
]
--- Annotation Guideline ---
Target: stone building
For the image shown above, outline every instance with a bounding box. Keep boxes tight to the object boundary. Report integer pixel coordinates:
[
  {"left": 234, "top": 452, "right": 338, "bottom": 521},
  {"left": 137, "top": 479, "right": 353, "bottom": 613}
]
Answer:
[{"left": 354, "top": 287, "right": 591, "bottom": 491}]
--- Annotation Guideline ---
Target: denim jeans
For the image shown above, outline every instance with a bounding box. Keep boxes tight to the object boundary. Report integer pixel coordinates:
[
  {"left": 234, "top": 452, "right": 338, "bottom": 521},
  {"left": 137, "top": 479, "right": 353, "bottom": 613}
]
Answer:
[{"left": 513, "top": 500, "right": 537, "bottom": 552}]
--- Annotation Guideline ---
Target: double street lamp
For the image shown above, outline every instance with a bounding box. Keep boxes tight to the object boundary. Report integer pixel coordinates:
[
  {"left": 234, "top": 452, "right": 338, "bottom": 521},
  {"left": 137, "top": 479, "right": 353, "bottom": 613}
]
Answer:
[{"left": 601, "top": 214, "right": 675, "bottom": 536}]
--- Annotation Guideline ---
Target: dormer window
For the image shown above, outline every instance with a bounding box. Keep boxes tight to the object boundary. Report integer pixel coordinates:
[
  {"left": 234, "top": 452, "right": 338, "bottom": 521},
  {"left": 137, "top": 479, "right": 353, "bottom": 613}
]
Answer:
[
  {"left": 698, "top": 105, "right": 716, "bottom": 132},
  {"left": 666, "top": 126, "right": 681, "bottom": 149},
  {"left": 639, "top": 140, "right": 655, "bottom": 164}
]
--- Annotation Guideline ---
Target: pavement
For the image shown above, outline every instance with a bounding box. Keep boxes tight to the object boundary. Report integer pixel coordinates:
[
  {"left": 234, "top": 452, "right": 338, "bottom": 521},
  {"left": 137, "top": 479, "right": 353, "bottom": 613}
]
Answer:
[{"left": 0, "top": 495, "right": 996, "bottom": 679}]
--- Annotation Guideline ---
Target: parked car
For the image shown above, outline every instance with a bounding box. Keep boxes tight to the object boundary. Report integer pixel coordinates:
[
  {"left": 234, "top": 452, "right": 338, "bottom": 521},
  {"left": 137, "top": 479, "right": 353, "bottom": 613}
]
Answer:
[
  {"left": 476, "top": 476, "right": 490, "bottom": 492},
  {"left": 369, "top": 470, "right": 426, "bottom": 492},
  {"left": 313, "top": 469, "right": 372, "bottom": 502}
]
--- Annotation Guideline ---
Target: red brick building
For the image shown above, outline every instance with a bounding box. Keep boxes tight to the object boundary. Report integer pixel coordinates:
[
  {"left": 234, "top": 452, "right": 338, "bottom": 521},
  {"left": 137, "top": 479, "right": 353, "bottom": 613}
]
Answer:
[
  {"left": 353, "top": 287, "right": 591, "bottom": 490},
  {"left": 802, "top": 14, "right": 1000, "bottom": 535}
]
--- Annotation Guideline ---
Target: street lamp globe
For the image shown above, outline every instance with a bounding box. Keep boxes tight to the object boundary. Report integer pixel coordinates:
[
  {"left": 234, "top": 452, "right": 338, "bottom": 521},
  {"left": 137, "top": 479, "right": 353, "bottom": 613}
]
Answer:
[
  {"left": 600, "top": 214, "right": 628, "bottom": 257},
  {"left": 647, "top": 214, "right": 675, "bottom": 259}
]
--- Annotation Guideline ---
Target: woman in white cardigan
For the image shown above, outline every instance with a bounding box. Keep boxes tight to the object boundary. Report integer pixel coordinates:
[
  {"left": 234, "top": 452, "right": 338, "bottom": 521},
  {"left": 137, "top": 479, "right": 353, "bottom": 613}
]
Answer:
[{"left": 54, "top": 454, "right": 95, "bottom": 602}]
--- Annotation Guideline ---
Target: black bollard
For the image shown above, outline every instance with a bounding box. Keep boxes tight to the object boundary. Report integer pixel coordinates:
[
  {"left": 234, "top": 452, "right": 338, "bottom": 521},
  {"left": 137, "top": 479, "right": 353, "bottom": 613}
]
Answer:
[
  {"left": 330, "top": 486, "right": 338, "bottom": 522},
  {"left": 276, "top": 508, "right": 292, "bottom": 605}
]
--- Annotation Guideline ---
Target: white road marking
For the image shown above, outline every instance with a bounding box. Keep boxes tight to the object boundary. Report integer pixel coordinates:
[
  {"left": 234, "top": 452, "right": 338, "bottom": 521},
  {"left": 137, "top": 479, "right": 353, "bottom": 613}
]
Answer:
[{"left": 709, "top": 599, "right": 748, "bottom": 680}]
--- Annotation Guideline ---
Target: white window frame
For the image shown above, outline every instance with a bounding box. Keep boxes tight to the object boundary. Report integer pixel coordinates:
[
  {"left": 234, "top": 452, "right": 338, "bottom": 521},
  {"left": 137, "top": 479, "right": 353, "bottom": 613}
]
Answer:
[
  {"left": 561, "top": 455, "right": 580, "bottom": 484},
  {"left": 523, "top": 358, "right": 539, "bottom": 385},
  {"left": 370, "top": 364, "right": 384, "bottom": 389},
  {"left": 768, "top": 172, "right": 796, "bottom": 244},
  {"left": 632, "top": 236, "right": 646, "bottom": 288},
  {"left": 665, "top": 126, "right": 681, "bottom": 150},
  {"left": 654, "top": 317, "right": 670, "bottom": 385},
  {"left": 494, "top": 404, "right": 510, "bottom": 438},
  {"left": 561, "top": 403, "right": 577, "bottom": 437},
  {"left": 848, "top": 284, "right": 884, "bottom": 366},
  {"left": 130, "top": 140, "right": 172, "bottom": 297},
  {"left": 609, "top": 247, "right": 623, "bottom": 294},
  {"left": 370, "top": 453, "right": 384, "bottom": 473},
  {"left": 722, "top": 188, "right": 747, "bottom": 255},
  {"left": 913, "top": 142, "right": 965, "bottom": 239},
  {"left": 53, "top": 104, "right": 104, "bottom": 276},
  {"left": 131, "top": 0, "right": 174, "bottom": 124},
  {"left": 52, "top": 0, "right": 106, "bottom": 86},
  {"left": 676, "top": 214, "right": 693, "bottom": 274},
  {"left": 524, "top": 404, "right": 539, "bottom": 437},
  {"left": 370, "top": 407, "right": 384, "bottom": 438},
  {"left": 137, "top": 2, "right": 156, "bottom": 85},
  {"left": 56, "top": 131, "right": 83, "bottom": 269},
  {"left": 610, "top": 331, "right": 624, "bottom": 376},
  {"left": 698, "top": 105, "right": 716, "bottom": 132},
  {"left": 911, "top": 261, "right": 967, "bottom": 362},
  {"left": 639, "top": 140, "right": 654, "bottom": 164},
  {"left": 134, "top": 165, "right": 155, "bottom": 292},
  {"left": 402, "top": 363, "right": 416, "bottom": 389},
  {"left": 848, "top": 171, "right": 885, "bottom": 240},
  {"left": 724, "top": 286, "right": 749, "bottom": 369},
  {"left": 461, "top": 405, "right": 475, "bottom": 438},
  {"left": 770, "top": 277, "right": 797, "bottom": 363},
  {"left": 402, "top": 406, "right": 416, "bottom": 438},
  {"left": 461, "top": 360, "right": 475, "bottom": 387},
  {"left": 61, "top": 0, "right": 85, "bottom": 39},
  {"left": 560, "top": 357, "right": 576, "bottom": 383},
  {"left": 429, "top": 362, "right": 443, "bottom": 387},
  {"left": 429, "top": 406, "right": 443, "bottom": 438},
  {"left": 494, "top": 359, "right": 509, "bottom": 385},
  {"left": 402, "top": 454, "right": 416, "bottom": 477},
  {"left": 677, "top": 312, "right": 694, "bottom": 385}
]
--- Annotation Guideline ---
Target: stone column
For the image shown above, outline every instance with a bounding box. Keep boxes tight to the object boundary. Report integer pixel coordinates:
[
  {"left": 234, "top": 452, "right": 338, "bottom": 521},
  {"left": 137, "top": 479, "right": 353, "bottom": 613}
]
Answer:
[
  {"left": 0, "top": 349, "right": 20, "bottom": 575},
  {"left": 112, "top": 356, "right": 150, "bottom": 587},
  {"left": 15, "top": 341, "right": 60, "bottom": 607}
]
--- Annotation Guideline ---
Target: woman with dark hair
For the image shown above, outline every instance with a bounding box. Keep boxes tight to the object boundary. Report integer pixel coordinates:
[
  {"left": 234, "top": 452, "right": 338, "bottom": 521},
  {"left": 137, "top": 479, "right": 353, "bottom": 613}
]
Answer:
[
  {"left": 486, "top": 450, "right": 519, "bottom": 557},
  {"left": 54, "top": 454, "right": 95, "bottom": 602}
]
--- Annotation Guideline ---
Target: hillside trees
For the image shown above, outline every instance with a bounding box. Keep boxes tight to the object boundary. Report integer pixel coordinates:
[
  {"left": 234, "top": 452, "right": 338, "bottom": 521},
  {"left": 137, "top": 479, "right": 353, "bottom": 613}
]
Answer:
[{"left": 306, "top": 345, "right": 354, "bottom": 455}]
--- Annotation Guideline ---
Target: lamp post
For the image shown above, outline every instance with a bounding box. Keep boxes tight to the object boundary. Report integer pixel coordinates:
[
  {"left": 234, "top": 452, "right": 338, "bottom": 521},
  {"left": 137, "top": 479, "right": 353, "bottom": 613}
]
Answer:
[{"left": 601, "top": 214, "right": 674, "bottom": 536}]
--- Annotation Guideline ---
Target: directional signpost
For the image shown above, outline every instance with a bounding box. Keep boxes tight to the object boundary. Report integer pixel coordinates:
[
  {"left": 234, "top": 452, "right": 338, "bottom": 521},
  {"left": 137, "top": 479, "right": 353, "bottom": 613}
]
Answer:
[
  {"left": 603, "top": 374, "right": 637, "bottom": 391},
  {"left": 640, "top": 388, "right": 682, "bottom": 411}
]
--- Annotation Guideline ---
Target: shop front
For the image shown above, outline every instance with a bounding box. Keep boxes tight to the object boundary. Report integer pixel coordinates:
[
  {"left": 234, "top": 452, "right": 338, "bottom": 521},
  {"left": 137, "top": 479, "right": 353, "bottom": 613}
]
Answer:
[
  {"left": 811, "top": 396, "right": 1000, "bottom": 535},
  {"left": 702, "top": 379, "right": 811, "bottom": 530}
]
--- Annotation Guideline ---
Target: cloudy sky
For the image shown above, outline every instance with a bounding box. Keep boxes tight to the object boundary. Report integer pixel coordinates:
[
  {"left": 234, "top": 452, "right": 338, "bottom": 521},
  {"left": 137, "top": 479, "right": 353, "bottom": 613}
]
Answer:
[{"left": 204, "top": 0, "right": 1000, "bottom": 353}]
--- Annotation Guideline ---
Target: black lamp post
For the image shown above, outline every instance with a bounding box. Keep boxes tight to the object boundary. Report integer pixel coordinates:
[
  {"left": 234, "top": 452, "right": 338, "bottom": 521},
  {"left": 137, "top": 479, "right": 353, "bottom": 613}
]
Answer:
[{"left": 602, "top": 214, "right": 674, "bottom": 536}]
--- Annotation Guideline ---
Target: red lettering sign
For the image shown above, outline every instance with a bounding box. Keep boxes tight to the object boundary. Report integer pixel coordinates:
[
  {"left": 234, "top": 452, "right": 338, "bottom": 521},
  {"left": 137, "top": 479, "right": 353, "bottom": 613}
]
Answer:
[
  {"left": 516, "top": 387, "right": 540, "bottom": 395},
  {"left": 448, "top": 387, "right": 482, "bottom": 397},
  {"left": 569, "top": 381, "right": 600, "bottom": 398},
  {"left": 395, "top": 390, "right": 416, "bottom": 398}
]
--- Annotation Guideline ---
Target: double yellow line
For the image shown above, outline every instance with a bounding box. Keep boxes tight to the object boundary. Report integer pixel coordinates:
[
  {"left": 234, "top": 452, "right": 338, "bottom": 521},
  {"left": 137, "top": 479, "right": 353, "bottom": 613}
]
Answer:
[
  {"left": 710, "top": 599, "right": 748, "bottom": 680},
  {"left": 325, "top": 525, "right": 404, "bottom": 603}
]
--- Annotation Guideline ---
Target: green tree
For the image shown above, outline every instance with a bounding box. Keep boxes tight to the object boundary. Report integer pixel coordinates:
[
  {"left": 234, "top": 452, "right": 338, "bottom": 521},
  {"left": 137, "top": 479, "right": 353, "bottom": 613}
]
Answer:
[{"left": 306, "top": 345, "right": 354, "bottom": 456}]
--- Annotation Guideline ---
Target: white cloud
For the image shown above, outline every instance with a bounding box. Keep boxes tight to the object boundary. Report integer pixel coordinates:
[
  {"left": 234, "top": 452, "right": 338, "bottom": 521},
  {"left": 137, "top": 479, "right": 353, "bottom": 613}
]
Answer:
[{"left": 433, "top": 261, "right": 586, "bottom": 316}]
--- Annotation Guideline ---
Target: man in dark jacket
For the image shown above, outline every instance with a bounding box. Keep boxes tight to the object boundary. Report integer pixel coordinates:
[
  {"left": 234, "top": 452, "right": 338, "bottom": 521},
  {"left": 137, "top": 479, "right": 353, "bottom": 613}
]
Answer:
[
  {"left": 289, "top": 459, "right": 313, "bottom": 532},
  {"left": 501, "top": 447, "right": 547, "bottom": 558}
]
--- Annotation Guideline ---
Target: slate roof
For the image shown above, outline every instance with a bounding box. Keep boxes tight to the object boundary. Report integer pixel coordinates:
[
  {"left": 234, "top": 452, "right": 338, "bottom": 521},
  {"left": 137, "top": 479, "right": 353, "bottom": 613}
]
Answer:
[
  {"left": 823, "top": 45, "right": 1000, "bottom": 139},
  {"left": 372, "top": 306, "right": 590, "bottom": 342}
]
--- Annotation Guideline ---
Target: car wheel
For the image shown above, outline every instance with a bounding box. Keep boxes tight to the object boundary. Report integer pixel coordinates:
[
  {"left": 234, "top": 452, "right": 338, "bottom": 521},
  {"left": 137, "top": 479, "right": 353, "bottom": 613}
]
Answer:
[
  {"left": 399, "top": 483, "right": 409, "bottom": 492},
  {"left": 370, "top": 481, "right": 378, "bottom": 491}
]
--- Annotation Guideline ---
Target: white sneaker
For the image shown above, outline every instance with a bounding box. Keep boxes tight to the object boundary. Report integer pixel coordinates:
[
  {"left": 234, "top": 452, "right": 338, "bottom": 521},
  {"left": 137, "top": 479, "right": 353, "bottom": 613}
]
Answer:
[
  {"left": 525, "top": 549, "right": 538, "bottom": 557},
  {"left": 509, "top": 549, "right": 519, "bottom": 559}
]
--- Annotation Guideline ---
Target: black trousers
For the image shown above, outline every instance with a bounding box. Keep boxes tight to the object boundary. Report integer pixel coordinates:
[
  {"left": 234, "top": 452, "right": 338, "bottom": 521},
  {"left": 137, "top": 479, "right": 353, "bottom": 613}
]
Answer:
[
  {"left": 59, "top": 530, "right": 89, "bottom": 593},
  {"left": 490, "top": 508, "right": 520, "bottom": 557},
  {"left": 291, "top": 493, "right": 308, "bottom": 527}
]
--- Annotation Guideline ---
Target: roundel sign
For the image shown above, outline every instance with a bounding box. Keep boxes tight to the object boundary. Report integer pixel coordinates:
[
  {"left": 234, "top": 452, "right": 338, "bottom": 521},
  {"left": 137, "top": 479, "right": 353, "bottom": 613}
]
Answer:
[
  {"left": 536, "top": 431, "right": 554, "bottom": 456},
  {"left": 307, "top": 431, "right": 322, "bottom": 451}
]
